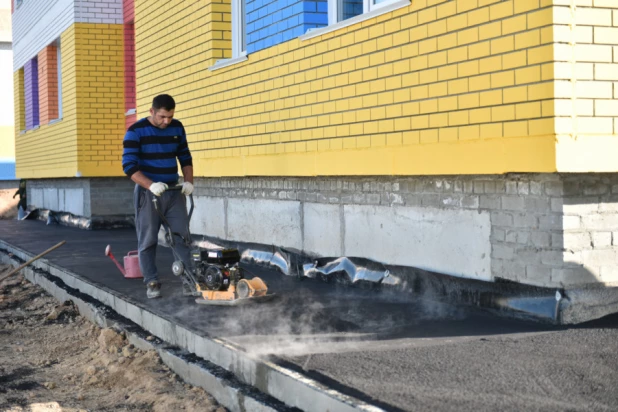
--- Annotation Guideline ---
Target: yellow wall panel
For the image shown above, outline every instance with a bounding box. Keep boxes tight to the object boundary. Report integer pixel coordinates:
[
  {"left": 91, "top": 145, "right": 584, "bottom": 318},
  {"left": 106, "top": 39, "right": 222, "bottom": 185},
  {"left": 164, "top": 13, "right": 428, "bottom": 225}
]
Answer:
[
  {"left": 14, "top": 23, "right": 125, "bottom": 179},
  {"left": 129, "top": 0, "right": 616, "bottom": 176}
]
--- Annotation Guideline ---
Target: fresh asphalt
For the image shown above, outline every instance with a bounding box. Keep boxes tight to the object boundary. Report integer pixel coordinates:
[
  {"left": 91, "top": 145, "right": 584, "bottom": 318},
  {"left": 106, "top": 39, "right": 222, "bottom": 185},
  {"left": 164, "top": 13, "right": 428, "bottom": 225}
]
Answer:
[{"left": 1, "top": 218, "right": 617, "bottom": 411}]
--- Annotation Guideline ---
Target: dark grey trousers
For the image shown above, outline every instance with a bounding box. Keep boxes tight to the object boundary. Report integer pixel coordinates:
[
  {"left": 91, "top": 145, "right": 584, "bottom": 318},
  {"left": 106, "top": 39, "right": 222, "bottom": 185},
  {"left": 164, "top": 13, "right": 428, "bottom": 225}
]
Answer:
[{"left": 134, "top": 185, "right": 192, "bottom": 284}]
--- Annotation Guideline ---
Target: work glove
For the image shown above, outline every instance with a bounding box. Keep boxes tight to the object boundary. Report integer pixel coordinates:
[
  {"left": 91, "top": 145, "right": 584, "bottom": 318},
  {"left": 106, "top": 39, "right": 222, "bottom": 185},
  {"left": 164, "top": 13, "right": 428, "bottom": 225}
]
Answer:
[
  {"left": 181, "top": 182, "right": 194, "bottom": 195},
  {"left": 149, "top": 182, "right": 168, "bottom": 196}
]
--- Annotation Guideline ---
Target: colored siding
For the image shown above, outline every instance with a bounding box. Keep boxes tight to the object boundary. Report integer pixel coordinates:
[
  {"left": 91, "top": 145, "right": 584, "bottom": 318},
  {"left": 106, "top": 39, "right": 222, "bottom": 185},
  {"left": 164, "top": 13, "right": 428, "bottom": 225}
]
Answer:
[
  {"left": 124, "top": 22, "right": 136, "bottom": 129},
  {"left": 12, "top": 0, "right": 123, "bottom": 70},
  {"left": 13, "top": 68, "right": 24, "bottom": 132},
  {"left": 0, "top": 160, "right": 16, "bottom": 179},
  {"left": 73, "top": 23, "right": 125, "bottom": 177},
  {"left": 12, "top": 0, "right": 74, "bottom": 70},
  {"left": 14, "top": 23, "right": 125, "bottom": 179},
  {"left": 134, "top": 0, "right": 231, "bottom": 69},
  {"left": 246, "top": 0, "right": 327, "bottom": 54},
  {"left": 23, "top": 57, "right": 38, "bottom": 130},
  {"left": 123, "top": 0, "right": 134, "bottom": 23},
  {"left": 135, "top": 0, "right": 567, "bottom": 176},
  {"left": 38, "top": 44, "right": 59, "bottom": 125}
]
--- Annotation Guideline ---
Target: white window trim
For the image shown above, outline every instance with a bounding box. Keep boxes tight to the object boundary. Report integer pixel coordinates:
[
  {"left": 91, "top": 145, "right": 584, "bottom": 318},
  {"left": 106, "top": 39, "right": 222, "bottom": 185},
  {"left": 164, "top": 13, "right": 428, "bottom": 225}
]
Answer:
[
  {"left": 125, "top": 108, "right": 136, "bottom": 116},
  {"left": 209, "top": 52, "right": 248, "bottom": 71},
  {"left": 303, "top": 0, "right": 409, "bottom": 41},
  {"left": 231, "top": 0, "right": 246, "bottom": 58},
  {"left": 209, "top": 0, "right": 247, "bottom": 71}
]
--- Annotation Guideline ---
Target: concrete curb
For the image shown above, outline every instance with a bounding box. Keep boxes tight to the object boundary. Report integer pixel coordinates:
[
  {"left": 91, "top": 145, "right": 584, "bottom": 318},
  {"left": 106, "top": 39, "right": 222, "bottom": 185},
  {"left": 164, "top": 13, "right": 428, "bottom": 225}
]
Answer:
[{"left": 0, "top": 240, "right": 385, "bottom": 412}]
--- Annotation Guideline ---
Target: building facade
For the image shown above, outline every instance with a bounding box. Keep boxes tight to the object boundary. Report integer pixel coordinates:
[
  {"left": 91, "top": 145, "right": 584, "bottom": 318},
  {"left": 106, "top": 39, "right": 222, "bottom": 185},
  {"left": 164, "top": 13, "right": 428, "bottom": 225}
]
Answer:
[{"left": 12, "top": 0, "right": 618, "bottom": 318}]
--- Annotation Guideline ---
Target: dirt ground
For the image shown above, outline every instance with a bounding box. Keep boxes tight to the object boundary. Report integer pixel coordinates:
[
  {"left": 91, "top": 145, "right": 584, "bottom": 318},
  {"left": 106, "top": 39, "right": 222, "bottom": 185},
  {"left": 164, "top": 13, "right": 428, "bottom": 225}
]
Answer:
[
  {"left": 0, "top": 264, "right": 225, "bottom": 412},
  {"left": 0, "top": 188, "right": 19, "bottom": 220}
]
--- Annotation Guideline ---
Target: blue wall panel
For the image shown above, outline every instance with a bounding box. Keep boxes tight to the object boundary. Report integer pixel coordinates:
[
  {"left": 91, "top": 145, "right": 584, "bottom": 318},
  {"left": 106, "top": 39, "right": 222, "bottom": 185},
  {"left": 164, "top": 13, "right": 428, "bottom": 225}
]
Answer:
[
  {"left": 246, "top": 0, "right": 328, "bottom": 54},
  {"left": 0, "top": 160, "right": 16, "bottom": 180}
]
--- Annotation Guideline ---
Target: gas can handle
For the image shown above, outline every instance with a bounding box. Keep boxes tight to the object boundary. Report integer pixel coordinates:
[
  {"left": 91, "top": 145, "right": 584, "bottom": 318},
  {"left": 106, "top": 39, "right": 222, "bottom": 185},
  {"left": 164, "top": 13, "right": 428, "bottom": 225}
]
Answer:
[{"left": 127, "top": 250, "right": 139, "bottom": 256}]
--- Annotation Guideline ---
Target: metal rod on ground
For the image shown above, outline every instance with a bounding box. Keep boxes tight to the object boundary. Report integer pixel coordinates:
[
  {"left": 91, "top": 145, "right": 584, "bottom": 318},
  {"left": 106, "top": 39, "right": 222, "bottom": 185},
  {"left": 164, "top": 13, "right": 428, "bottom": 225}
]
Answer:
[{"left": 0, "top": 240, "right": 67, "bottom": 283}]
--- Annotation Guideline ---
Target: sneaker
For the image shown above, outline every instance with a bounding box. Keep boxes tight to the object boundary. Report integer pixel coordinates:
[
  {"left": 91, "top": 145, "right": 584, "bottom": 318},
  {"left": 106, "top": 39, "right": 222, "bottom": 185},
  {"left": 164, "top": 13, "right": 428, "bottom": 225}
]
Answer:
[{"left": 146, "top": 281, "right": 161, "bottom": 299}]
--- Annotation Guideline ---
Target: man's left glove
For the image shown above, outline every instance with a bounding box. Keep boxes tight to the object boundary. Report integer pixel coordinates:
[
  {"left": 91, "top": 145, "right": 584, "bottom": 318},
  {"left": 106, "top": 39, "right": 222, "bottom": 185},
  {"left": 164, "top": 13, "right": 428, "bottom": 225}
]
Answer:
[{"left": 181, "top": 182, "right": 194, "bottom": 195}]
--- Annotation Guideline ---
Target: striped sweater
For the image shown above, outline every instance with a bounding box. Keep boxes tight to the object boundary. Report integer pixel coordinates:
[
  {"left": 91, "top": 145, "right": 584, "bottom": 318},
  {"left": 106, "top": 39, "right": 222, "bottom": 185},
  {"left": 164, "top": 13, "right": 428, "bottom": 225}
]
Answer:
[{"left": 122, "top": 118, "right": 193, "bottom": 184}]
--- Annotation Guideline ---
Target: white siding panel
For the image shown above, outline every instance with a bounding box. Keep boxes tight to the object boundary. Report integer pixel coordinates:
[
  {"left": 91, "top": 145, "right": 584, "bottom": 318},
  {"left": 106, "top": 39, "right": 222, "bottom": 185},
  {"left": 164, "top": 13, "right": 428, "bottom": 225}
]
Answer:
[
  {"left": 13, "top": 0, "right": 123, "bottom": 71},
  {"left": 13, "top": 0, "right": 74, "bottom": 70}
]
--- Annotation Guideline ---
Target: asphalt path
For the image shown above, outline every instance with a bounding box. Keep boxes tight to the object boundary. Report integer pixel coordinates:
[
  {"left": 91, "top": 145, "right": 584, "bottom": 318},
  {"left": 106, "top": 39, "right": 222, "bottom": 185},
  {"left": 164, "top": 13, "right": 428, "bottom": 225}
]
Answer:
[{"left": 1, "top": 219, "right": 617, "bottom": 411}]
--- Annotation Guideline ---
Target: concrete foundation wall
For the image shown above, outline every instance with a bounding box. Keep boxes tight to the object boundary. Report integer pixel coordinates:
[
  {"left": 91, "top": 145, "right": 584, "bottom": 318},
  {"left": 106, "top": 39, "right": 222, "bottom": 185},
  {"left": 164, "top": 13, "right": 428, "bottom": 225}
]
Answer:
[
  {"left": 189, "top": 173, "right": 618, "bottom": 289},
  {"left": 22, "top": 174, "right": 618, "bottom": 289},
  {"left": 26, "top": 177, "right": 133, "bottom": 217}
]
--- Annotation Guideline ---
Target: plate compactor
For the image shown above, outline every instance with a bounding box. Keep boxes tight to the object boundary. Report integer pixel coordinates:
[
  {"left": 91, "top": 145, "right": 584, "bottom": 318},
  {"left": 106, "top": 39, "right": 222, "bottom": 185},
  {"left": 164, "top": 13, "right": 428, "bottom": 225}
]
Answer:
[{"left": 153, "top": 186, "right": 274, "bottom": 306}]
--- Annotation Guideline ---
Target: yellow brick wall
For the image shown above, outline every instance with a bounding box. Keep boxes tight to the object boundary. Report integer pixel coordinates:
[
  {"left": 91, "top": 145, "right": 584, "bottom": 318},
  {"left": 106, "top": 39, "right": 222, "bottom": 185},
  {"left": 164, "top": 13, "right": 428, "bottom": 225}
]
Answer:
[
  {"left": 74, "top": 23, "right": 125, "bottom": 177},
  {"left": 132, "top": 0, "right": 611, "bottom": 176},
  {"left": 14, "top": 24, "right": 125, "bottom": 179},
  {"left": 13, "top": 69, "right": 24, "bottom": 137},
  {"left": 134, "top": 0, "right": 231, "bottom": 85},
  {"left": 15, "top": 27, "right": 78, "bottom": 179}
]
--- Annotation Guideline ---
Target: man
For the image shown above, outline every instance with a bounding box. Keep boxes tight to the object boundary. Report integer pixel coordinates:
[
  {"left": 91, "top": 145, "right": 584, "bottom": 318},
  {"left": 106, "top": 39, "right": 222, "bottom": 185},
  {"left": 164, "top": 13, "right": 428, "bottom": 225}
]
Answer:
[
  {"left": 12, "top": 179, "right": 27, "bottom": 219},
  {"left": 122, "top": 94, "right": 194, "bottom": 299}
]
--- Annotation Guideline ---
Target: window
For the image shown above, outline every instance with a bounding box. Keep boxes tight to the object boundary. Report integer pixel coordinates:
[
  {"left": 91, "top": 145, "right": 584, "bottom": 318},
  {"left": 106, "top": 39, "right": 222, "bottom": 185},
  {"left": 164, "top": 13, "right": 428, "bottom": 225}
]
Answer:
[
  {"left": 328, "top": 0, "right": 399, "bottom": 24},
  {"left": 210, "top": 0, "right": 247, "bottom": 71},
  {"left": 302, "top": 0, "right": 408, "bottom": 40},
  {"left": 231, "top": 0, "right": 246, "bottom": 58}
]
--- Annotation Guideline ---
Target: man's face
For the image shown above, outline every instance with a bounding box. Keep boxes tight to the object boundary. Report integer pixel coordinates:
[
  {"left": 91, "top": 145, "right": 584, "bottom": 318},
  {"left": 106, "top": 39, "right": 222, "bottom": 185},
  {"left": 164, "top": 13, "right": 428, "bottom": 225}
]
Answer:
[{"left": 150, "top": 108, "right": 174, "bottom": 129}]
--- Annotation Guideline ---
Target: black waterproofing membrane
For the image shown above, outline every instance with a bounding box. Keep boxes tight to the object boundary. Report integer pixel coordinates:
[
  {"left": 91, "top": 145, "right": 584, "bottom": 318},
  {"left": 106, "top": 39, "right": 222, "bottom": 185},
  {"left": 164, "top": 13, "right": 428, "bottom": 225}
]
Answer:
[
  {"left": 22, "top": 208, "right": 566, "bottom": 323},
  {"left": 20, "top": 209, "right": 134, "bottom": 230},
  {"left": 193, "top": 238, "right": 565, "bottom": 324}
]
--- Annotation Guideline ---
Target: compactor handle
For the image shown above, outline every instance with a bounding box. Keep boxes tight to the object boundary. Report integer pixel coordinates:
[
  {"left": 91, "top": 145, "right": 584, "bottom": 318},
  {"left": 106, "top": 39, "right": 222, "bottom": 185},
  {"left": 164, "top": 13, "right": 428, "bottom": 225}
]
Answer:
[{"left": 166, "top": 185, "right": 194, "bottom": 222}]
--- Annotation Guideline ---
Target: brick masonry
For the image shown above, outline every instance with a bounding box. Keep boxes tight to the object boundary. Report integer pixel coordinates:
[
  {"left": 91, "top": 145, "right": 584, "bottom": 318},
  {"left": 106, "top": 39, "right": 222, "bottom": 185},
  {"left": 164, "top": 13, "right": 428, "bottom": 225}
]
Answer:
[
  {"left": 26, "top": 177, "right": 134, "bottom": 218},
  {"left": 22, "top": 173, "right": 618, "bottom": 289},
  {"left": 189, "top": 173, "right": 618, "bottom": 289}
]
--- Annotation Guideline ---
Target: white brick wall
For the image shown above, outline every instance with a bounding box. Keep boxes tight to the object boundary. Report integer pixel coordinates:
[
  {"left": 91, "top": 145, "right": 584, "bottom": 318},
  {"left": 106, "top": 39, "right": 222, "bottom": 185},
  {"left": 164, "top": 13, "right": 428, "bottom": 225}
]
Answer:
[
  {"left": 74, "top": 0, "right": 123, "bottom": 24},
  {"left": 554, "top": 2, "right": 618, "bottom": 136}
]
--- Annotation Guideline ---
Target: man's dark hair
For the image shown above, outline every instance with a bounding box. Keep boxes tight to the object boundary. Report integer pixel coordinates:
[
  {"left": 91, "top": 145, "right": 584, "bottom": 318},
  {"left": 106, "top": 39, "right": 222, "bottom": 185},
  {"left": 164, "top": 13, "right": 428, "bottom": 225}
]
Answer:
[{"left": 152, "top": 94, "right": 176, "bottom": 111}]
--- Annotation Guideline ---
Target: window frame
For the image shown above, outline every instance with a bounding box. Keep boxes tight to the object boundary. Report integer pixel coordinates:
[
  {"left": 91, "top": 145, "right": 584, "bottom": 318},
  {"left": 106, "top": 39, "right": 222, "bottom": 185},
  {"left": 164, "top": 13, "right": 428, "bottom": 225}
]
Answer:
[
  {"left": 231, "top": 0, "right": 246, "bottom": 59},
  {"left": 301, "top": 0, "right": 409, "bottom": 41},
  {"left": 328, "top": 0, "right": 400, "bottom": 25},
  {"left": 210, "top": 0, "right": 247, "bottom": 71}
]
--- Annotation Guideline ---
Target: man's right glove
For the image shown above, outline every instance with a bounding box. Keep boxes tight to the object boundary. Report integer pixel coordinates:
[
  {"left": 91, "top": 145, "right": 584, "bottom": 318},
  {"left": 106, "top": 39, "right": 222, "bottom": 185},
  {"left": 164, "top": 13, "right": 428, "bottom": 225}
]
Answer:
[{"left": 149, "top": 182, "right": 168, "bottom": 196}]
